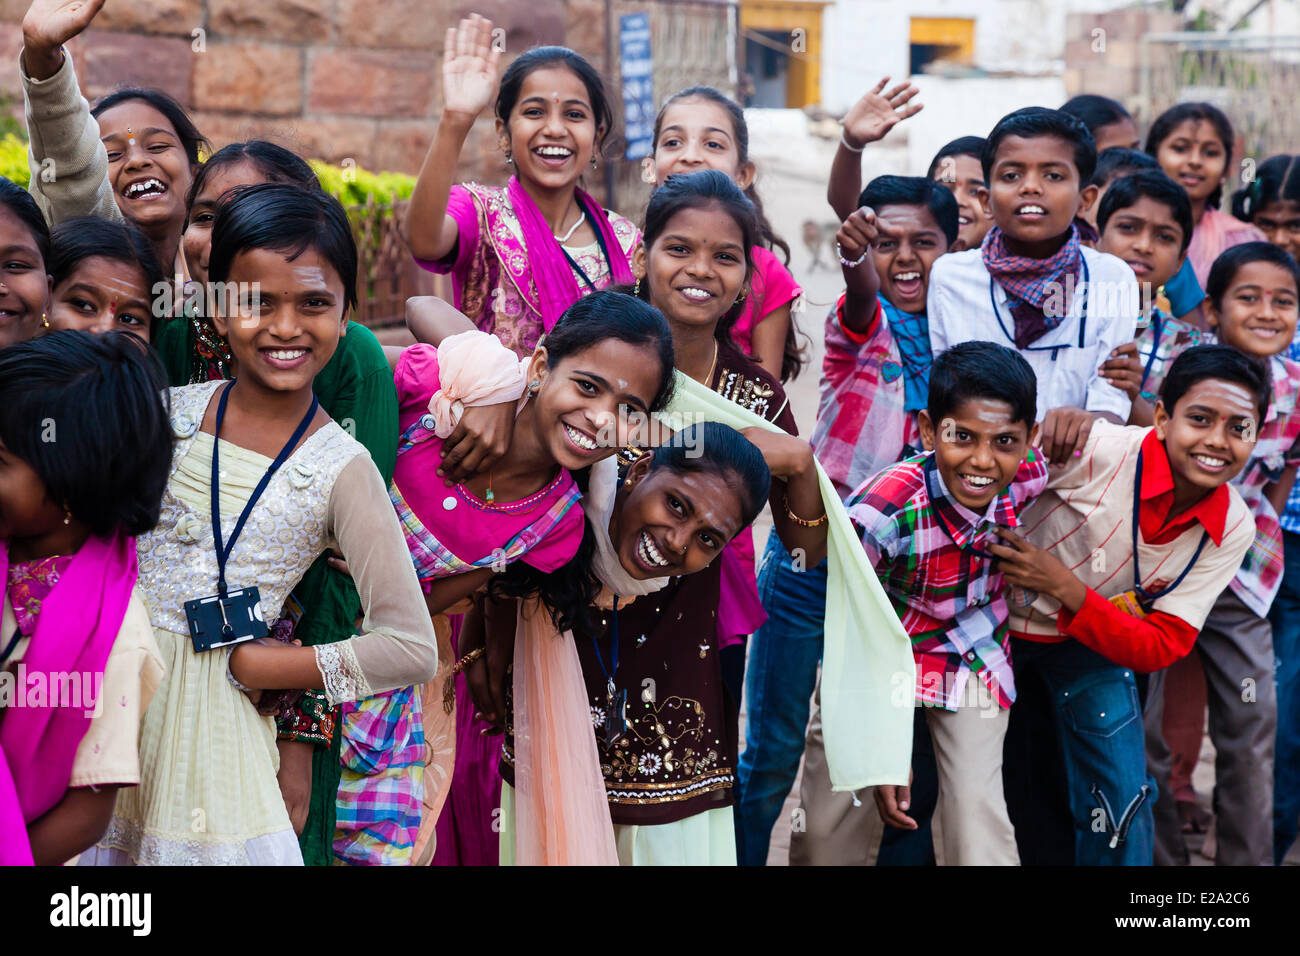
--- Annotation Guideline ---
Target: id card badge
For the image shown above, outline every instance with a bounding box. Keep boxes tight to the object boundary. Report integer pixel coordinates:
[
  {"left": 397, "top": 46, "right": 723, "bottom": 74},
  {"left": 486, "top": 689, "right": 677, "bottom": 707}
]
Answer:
[
  {"left": 602, "top": 687, "right": 628, "bottom": 747},
  {"left": 185, "top": 586, "right": 269, "bottom": 652},
  {"left": 1108, "top": 589, "right": 1150, "bottom": 619}
]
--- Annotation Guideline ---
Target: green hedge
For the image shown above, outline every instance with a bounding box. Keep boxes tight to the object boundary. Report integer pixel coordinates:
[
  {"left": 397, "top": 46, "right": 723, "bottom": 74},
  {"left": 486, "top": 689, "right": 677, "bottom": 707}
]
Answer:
[{"left": 0, "top": 134, "right": 415, "bottom": 210}]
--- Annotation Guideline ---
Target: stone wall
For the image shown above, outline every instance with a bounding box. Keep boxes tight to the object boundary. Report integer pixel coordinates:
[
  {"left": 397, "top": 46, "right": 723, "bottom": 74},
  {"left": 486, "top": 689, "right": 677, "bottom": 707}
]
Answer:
[
  {"left": 1062, "top": 6, "right": 1185, "bottom": 124},
  {"left": 0, "top": 0, "right": 603, "bottom": 185}
]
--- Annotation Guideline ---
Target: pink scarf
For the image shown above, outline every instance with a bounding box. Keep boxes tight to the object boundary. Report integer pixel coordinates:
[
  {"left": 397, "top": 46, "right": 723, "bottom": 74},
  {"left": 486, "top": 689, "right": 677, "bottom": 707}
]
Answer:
[
  {"left": 507, "top": 177, "right": 635, "bottom": 333},
  {"left": 0, "top": 534, "right": 137, "bottom": 830}
]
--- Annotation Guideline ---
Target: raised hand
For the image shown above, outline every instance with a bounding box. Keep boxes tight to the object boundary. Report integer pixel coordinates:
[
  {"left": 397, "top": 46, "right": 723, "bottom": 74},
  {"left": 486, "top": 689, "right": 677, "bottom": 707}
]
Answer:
[
  {"left": 836, "top": 206, "right": 881, "bottom": 262},
  {"left": 842, "top": 77, "right": 923, "bottom": 150},
  {"left": 441, "top": 14, "right": 503, "bottom": 121},
  {"left": 22, "top": 0, "right": 104, "bottom": 52}
]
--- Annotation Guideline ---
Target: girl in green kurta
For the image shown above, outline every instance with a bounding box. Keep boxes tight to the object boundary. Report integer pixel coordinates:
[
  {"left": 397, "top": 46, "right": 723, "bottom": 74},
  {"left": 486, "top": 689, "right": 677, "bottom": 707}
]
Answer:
[{"left": 159, "top": 141, "right": 399, "bottom": 865}]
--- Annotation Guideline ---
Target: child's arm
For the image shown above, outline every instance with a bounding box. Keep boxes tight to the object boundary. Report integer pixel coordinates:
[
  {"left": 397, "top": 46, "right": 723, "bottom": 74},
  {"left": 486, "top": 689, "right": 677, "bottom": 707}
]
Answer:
[
  {"left": 230, "top": 456, "right": 438, "bottom": 703},
  {"left": 26, "top": 785, "right": 119, "bottom": 866},
  {"left": 742, "top": 428, "right": 828, "bottom": 567},
  {"left": 403, "top": 16, "right": 502, "bottom": 262},
  {"left": 406, "top": 295, "right": 477, "bottom": 346},
  {"left": 1266, "top": 465, "right": 1298, "bottom": 518},
  {"left": 748, "top": 304, "right": 792, "bottom": 382},
  {"left": 827, "top": 79, "right": 923, "bottom": 221},
  {"left": 835, "top": 208, "right": 884, "bottom": 337},
  {"left": 460, "top": 592, "right": 518, "bottom": 733},
  {"left": 989, "top": 528, "right": 1199, "bottom": 672},
  {"left": 20, "top": 0, "right": 124, "bottom": 226}
]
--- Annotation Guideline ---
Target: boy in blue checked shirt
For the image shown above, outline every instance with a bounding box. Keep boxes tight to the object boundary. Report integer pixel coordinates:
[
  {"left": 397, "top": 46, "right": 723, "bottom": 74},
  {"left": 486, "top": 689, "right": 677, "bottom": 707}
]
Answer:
[
  {"left": 736, "top": 175, "right": 959, "bottom": 866},
  {"left": 849, "top": 342, "right": 1046, "bottom": 865}
]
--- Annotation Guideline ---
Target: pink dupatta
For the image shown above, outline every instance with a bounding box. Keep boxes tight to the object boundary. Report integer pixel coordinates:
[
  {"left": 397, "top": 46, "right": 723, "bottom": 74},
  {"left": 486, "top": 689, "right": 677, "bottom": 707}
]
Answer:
[
  {"left": 0, "top": 534, "right": 137, "bottom": 828},
  {"left": 506, "top": 177, "right": 635, "bottom": 334}
]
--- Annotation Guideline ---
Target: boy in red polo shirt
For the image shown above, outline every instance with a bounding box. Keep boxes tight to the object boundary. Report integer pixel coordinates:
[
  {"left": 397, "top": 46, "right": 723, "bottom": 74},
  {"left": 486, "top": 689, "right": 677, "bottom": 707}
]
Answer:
[{"left": 990, "top": 344, "right": 1261, "bottom": 865}]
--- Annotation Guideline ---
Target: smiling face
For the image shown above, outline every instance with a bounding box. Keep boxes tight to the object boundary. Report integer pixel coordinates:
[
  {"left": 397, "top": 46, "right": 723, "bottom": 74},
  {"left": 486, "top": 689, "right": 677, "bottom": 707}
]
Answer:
[
  {"left": 0, "top": 206, "right": 51, "bottom": 349},
  {"left": 1098, "top": 195, "right": 1187, "bottom": 291},
  {"left": 1154, "top": 119, "right": 1227, "bottom": 206},
  {"left": 1254, "top": 198, "right": 1300, "bottom": 260},
  {"left": 48, "top": 256, "right": 153, "bottom": 344},
  {"left": 498, "top": 65, "right": 600, "bottom": 191},
  {"left": 97, "top": 100, "right": 193, "bottom": 240},
  {"left": 650, "top": 97, "right": 755, "bottom": 189},
  {"left": 634, "top": 203, "right": 748, "bottom": 331},
  {"left": 871, "top": 203, "right": 950, "bottom": 312},
  {"left": 1092, "top": 116, "right": 1140, "bottom": 153},
  {"left": 932, "top": 153, "right": 992, "bottom": 250},
  {"left": 183, "top": 160, "right": 265, "bottom": 288},
  {"left": 918, "top": 397, "right": 1036, "bottom": 512},
  {"left": 983, "top": 134, "right": 1094, "bottom": 254},
  {"left": 525, "top": 338, "right": 665, "bottom": 471},
  {"left": 609, "top": 456, "right": 746, "bottom": 579},
  {"left": 213, "top": 246, "right": 346, "bottom": 394},
  {"left": 1156, "top": 378, "right": 1258, "bottom": 496},
  {"left": 1207, "top": 260, "right": 1300, "bottom": 358}
]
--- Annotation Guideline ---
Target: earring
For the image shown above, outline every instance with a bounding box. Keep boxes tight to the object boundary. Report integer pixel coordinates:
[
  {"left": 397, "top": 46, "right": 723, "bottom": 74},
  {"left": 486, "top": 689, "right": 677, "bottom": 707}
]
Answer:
[
  {"left": 528, "top": 378, "right": 540, "bottom": 394},
  {"left": 633, "top": 277, "right": 641, "bottom": 296},
  {"left": 41, "top": 313, "right": 50, "bottom": 329},
  {"left": 591, "top": 156, "right": 598, "bottom": 170},
  {"left": 623, "top": 477, "right": 632, "bottom": 488},
  {"left": 63, "top": 507, "right": 72, "bottom": 526},
  {"left": 735, "top": 288, "right": 748, "bottom": 304},
  {"left": 505, "top": 152, "right": 514, "bottom": 165}
]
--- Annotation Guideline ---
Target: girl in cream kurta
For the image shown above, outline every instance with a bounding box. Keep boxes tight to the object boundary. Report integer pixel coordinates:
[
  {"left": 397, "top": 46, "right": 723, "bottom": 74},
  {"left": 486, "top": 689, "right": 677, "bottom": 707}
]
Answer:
[{"left": 82, "top": 382, "right": 437, "bottom": 866}]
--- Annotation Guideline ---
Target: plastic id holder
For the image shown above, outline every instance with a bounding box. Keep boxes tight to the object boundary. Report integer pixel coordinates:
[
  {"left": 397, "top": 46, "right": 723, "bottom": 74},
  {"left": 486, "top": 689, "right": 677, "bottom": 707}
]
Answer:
[{"left": 185, "top": 586, "right": 269, "bottom": 652}]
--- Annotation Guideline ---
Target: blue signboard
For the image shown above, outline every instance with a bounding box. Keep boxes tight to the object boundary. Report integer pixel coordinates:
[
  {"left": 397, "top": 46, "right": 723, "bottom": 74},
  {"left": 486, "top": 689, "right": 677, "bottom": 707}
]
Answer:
[{"left": 620, "top": 13, "right": 654, "bottom": 160}]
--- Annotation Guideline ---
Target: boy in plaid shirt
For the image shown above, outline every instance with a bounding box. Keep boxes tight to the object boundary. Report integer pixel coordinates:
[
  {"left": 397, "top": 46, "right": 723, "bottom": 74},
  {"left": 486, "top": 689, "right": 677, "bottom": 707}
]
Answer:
[{"left": 849, "top": 342, "right": 1046, "bottom": 865}]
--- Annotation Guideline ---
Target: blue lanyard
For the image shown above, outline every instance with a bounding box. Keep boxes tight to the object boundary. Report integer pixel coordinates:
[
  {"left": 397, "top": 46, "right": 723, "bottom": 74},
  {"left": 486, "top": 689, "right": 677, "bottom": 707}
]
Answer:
[
  {"left": 988, "top": 257, "right": 1090, "bottom": 360},
  {"left": 560, "top": 195, "right": 613, "bottom": 294},
  {"left": 210, "top": 382, "right": 319, "bottom": 597},
  {"left": 590, "top": 596, "right": 620, "bottom": 693},
  {"left": 1130, "top": 448, "right": 1209, "bottom": 602},
  {"left": 1140, "top": 310, "right": 1164, "bottom": 391},
  {"left": 0, "top": 628, "right": 20, "bottom": 666}
]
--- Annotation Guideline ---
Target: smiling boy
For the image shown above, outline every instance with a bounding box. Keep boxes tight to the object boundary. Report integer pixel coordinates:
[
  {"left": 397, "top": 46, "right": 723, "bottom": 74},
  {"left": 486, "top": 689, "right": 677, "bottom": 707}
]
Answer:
[
  {"left": 928, "top": 107, "right": 1139, "bottom": 463},
  {"left": 993, "top": 345, "right": 1260, "bottom": 865},
  {"left": 736, "top": 175, "right": 958, "bottom": 866},
  {"left": 847, "top": 342, "right": 1046, "bottom": 865}
]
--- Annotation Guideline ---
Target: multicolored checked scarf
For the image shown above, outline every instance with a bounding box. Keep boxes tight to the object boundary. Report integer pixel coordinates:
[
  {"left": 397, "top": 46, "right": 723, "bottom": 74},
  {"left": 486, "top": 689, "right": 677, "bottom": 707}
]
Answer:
[{"left": 981, "top": 223, "right": 1084, "bottom": 348}]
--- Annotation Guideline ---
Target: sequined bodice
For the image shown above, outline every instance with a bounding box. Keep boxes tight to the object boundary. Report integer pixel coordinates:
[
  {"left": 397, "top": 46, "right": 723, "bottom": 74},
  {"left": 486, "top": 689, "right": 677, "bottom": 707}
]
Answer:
[{"left": 137, "top": 382, "right": 368, "bottom": 634}]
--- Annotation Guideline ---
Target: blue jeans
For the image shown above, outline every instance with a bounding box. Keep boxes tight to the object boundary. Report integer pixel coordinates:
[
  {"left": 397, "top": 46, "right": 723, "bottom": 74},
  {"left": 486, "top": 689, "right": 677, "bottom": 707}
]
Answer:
[
  {"left": 735, "top": 530, "right": 827, "bottom": 866},
  {"left": 1004, "top": 637, "right": 1155, "bottom": 866},
  {"left": 1268, "top": 529, "right": 1300, "bottom": 864}
]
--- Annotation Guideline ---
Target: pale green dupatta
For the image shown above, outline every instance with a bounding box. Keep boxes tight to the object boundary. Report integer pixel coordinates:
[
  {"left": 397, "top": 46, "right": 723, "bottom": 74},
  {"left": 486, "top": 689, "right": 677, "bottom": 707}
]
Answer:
[{"left": 658, "top": 372, "right": 915, "bottom": 790}]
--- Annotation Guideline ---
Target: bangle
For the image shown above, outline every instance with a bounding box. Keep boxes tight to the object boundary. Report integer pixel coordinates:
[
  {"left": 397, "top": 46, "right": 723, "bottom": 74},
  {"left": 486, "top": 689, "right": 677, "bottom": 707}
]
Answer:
[
  {"left": 840, "top": 128, "right": 866, "bottom": 153},
  {"left": 784, "top": 493, "right": 828, "bottom": 528},
  {"left": 836, "top": 242, "right": 868, "bottom": 268},
  {"left": 443, "top": 646, "right": 485, "bottom": 714},
  {"left": 226, "top": 648, "right": 254, "bottom": 693}
]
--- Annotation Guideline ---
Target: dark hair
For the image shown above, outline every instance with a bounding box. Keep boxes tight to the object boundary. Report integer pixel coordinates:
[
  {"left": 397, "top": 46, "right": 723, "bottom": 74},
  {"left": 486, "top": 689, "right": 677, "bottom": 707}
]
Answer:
[
  {"left": 0, "top": 175, "right": 51, "bottom": 266},
  {"left": 927, "top": 136, "right": 987, "bottom": 181},
  {"left": 186, "top": 140, "right": 319, "bottom": 214},
  {"left": 208, "top": 182, "right": 358, "bottom": 314},
  {"left": 49, "top": 216, "right": 166, "bottom": 304},
  {"left": 1096, "top": 171, "right": 1195, "bottom": 254},
  {"left": 1145, "top": 102, "right": 1234, "bottom": 211},
  {"left": 983, "top": 106, "right": 1097, "bottom": 184},
  {"left": 1204, "top": 241, "right": 1300, "bottom": 311},
  {"left": 651, "top": 87, "right": 805, "bottom": 381},
  {"left": 858, "top": 174, "right": 960, "bottom": 246},
  {"left": 1160, "top": 343, "right": 1271, "bottom": 423},
  {"left": 637, "top": 169, "right": 761, "bottom": 348},
  {"left": 649, "top": 421, "right": 770, "bottom": 528},
  {"left": 496, "top": 46, "right": 614, "bottom": 156},
  {"left": 1233, "top": 154, "right": 1300, "bottom": 222},
  {"left": 0, "top": 330, "right": 172, "bottom": 537},
  {"left": 91, "top": 87, "right": 209, "bottom": 168},
  {"left": 1060, "top": 94, "right": 1132, "bottom": 136},
  {"left": 543, "top": 290, "right": 676, "bottom": 412},
  {"left": 929, "top": 341, "right": 1037, "bottom": 427},
  {"left": 1088, "top": 146, "right": 1160, "bottom": 188}
]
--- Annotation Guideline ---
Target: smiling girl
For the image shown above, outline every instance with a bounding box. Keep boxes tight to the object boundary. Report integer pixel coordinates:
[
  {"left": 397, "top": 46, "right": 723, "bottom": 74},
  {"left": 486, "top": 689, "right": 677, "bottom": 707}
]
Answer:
[
  {"left": 0, "top": 178, "right": 52, "bottom": 351},
  {"left": 647, "top": 87, "right": 805, "bottom": 382},
  {"left": 1147, "top": 103, "right": 1265, "bottom": 287},
  {"left": 46, "top": 216, "right": 162, "bottom": 344},
  {"left": 81, "top": 184, "right": 437, "bottom": 866},
  {"left": 404, "top": 15, "right": 637, "bottom": 355}
]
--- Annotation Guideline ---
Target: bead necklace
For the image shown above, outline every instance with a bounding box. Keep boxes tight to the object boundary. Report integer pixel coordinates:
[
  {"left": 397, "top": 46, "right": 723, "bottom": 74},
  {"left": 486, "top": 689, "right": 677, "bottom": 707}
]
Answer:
[
  {"left": 553, "top": 210, "right": 586, "bottom": 245},
  {"left": 453, "top": 469, "right": 566, "bottom": 514}
]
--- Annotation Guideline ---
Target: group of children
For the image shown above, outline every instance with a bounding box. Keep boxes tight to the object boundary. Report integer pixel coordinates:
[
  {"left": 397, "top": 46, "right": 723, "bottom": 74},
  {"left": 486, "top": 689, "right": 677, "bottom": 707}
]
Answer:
[{"left": 1, "top": 2, "right": 1298, "bottom": 868}]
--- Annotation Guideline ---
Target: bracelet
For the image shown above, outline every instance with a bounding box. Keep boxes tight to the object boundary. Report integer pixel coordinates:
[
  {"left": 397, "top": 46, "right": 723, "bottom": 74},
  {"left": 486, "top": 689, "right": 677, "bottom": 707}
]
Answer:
[
  {"left": 443, "top": 646, "right": 486, "bottom": 714},
  {"left": 836, "top": 242, "right": 869, "bottom": 268},
  {"left": 839, "top": 128, "right": 866, "bottom": 153},
  {"left": 784, "top": 493, "right": 828, "bottom": 528},
  {"left": 226, "top": 648, "right": 254, "bottom": 693}
]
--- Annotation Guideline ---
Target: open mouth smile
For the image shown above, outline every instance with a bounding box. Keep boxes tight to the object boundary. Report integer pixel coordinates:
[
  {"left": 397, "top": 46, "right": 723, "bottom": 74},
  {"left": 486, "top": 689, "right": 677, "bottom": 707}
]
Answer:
[
  {"left": 563, "top": 422, "right": 599, "bottom": 453},
  {"left": 261, "top": 347, "right": 310, "bottom": 369},
  {"left": 958, "top": 472, "right": 997, "bottom": 495},
  {"left": 1191, "top": 453, "right": 1230, "bottom": 473},
  {"left": 124, "top": 178, "right": 168, "bottom": 201},
  {"left": 636, "top": 530, "right": 672, "bottom": 569},
  {"left": 677, "top": 286, "right": 715, "bottom": 303}
]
